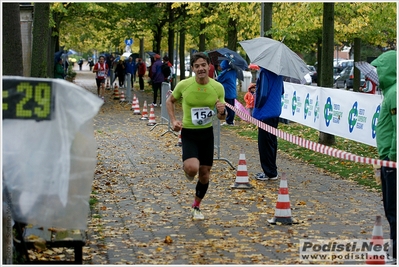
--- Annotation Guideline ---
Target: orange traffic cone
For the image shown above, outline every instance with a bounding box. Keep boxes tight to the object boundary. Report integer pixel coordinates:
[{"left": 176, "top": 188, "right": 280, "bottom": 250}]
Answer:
[
  {"left": 175, "top": 130, "right": 182, "bottom": 146},
  {"left": 133, "top": 95, "right": 141, "bottom": 115},
  {"left": 106, "top": 79, "right": 110, "bottom": 89},
  {"left": 147, "top": 104, "right": 157, "bottom": 126},
  {"left": 119, "top": 90, "right": 125, "bottom": 102},
  {"left": 140, "top": 100, "right": 149, "bottom": 120},
  {"left": 366, "top": 216, "right": 388, "bottom": 264},
  {"left": 268, "top": 173, "right": 293, "bottom": 225},
  {"left": 231, "top": 153, "right": 253, "bottom": 189},
  {"left": 113, "top": 84, "right": 120, "bottom": 100}
]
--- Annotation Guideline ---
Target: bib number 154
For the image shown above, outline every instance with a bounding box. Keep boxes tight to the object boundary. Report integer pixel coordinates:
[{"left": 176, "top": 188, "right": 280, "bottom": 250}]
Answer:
[{"left": 191, "top": 107, "right": 214, "bottom": 125}]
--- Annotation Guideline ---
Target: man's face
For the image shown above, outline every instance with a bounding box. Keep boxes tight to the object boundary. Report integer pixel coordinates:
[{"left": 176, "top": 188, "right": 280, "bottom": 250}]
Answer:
[{"left": 192, "top": 58, "right": 209, "bottom": 79}]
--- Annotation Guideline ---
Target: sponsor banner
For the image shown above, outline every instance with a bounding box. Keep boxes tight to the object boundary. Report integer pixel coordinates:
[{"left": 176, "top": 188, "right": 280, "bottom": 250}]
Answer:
[{"left": 281, "top": 83, "right": 382, "bottom": 147}]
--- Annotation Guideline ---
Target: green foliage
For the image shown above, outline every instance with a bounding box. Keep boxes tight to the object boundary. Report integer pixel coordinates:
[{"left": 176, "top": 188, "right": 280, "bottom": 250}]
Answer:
[{"left": 56, "top": 2, "right": 396, "bottom": 63}]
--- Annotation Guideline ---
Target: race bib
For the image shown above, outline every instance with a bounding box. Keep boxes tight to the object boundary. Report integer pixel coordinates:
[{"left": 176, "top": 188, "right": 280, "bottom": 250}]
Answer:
[
  {"left": 98, "top": 70, "right": 106, "bottom": 77},
  {"left": 191, "top": 107, "right": 214, "bottom": 126}
]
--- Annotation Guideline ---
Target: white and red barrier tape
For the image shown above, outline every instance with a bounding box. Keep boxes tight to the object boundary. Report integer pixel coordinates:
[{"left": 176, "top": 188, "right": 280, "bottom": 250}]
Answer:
[{"left": 226, "top": 102, "right": 396, "bottom": 169}]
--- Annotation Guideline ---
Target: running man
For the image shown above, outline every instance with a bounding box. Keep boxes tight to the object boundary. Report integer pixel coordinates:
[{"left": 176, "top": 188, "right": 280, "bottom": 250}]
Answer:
[
  {"left": 166, "top": 52, "right": 226, "bottom": 220},
  {"left": 93, "top": 55, "right": 109, "bottom": 101}
]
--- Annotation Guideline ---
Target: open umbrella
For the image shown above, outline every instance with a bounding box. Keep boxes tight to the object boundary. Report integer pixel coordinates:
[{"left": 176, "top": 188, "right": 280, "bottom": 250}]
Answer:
[
  {"left": 67, "top": 49, "right": 78, "bottom": 55},
  {"left": 248, "top": 63, "right": 260, "bottom": 70},
  {"left": 355, "top": 61, "right": 379, "bottom": 85},
  {"left": 239, "top": 37, "right": 309, "bottom": 82},
  {"left": 207, "top": 48, "right": 248, "bottom": 71},
  {"left": 146, "top": 51, "right": 156, "bottom": 58}
]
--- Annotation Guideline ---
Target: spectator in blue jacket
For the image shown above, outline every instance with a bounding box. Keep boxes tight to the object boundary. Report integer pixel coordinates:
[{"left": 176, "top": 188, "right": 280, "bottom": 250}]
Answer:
[
  {"left": 217, "top": 60, "right": 237, "bottom": 125},
  {"left": 253, "top": 68, "right": 284, "bottom": 181},
  {"left": 150, "top": 54, "right": 165, "bottom": 106},
  {"left": 126, "top": 56, "right": 137, "bottom": 88}
]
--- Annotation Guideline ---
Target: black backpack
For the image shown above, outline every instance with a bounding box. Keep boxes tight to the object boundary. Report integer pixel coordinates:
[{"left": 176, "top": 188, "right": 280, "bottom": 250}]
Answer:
[{"left": 161, "top": 62, "right": 171, "bottom": 78}]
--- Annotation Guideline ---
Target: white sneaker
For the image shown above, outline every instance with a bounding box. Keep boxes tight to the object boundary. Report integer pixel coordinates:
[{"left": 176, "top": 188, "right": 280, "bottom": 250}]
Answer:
[{"left": 192, "top": 207, "right": 204, "bottom": 220}]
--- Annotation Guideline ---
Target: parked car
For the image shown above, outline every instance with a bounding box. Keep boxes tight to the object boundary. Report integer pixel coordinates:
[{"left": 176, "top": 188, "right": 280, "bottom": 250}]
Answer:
[
  {"left": 333, "top": 67, "right": 341, "bottom": 83},
  {"left": 307, "top": 65, "right": 317, "bottom": 83},
  {"left": 334, "top": 66, "right": 365, "bottom": 90}
]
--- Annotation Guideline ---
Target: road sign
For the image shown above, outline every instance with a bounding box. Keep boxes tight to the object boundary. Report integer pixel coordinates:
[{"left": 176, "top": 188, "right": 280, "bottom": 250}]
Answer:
[{"left": 125, "top": 38, "right": 133, "bottom": 46}]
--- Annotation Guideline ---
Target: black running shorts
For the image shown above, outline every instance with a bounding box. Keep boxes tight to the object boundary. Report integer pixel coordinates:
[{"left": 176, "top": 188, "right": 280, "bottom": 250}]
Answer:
[
  {"left": 181, "top": 127, "right": 214, "bottom": 166},
  {"left": 96, "top": 78, "right": 106, "bottom": 88}
]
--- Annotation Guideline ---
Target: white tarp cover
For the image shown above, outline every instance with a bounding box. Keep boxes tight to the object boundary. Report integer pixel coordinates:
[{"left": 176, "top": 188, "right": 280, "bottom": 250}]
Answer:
[{"left": 3, "top": 76, "right": 102, "bottom": 229}]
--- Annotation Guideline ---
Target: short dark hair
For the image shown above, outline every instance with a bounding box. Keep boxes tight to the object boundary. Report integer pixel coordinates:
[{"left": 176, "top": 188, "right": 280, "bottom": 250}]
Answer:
[
  {"left": 99, "top": 55, "right": 105, "bottom": 60},
  {"left": 191, "top": 52, "right": 210, "bottom": 67}
]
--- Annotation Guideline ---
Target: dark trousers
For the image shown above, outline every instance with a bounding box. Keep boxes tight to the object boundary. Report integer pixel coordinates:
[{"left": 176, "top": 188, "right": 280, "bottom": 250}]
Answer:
[
  {"left": 139, "top": 75, "right": 144, "bottom": 90},
  {"left": 225, "top": 98, "right": 235, "bottom": 125},
  {"left": 258, "top": 117, "right": 279, "bottom": 178},
  {"left": 152, "top": 82, "right": 162, "bottom": 104},
  {"left": 381, "top": 165, "right": 397, "bottom": 258},
  {"left": 118, "top": 75, "right": 125, "bottom": 87}
]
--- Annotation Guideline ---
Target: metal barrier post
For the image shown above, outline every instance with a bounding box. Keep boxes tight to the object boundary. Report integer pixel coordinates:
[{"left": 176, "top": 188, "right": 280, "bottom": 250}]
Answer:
[
  {"left": 150, "top": 82, "right": 176, "bottom": 136},
  {"left": 213, "top": 116, "right": 235, "bottom": 169},
  {"left": 125, "top": 74, "right": 132, "bottom": 105}
]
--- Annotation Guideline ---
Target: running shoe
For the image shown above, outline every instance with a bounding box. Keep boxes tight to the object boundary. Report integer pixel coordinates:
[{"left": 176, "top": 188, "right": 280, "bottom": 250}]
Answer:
[
  {"left": 255, "top": 173, "right": 268, "bottom": 181},
  {"left": 191, "top": 207, "right": 204, "bottom": 220},
  {"left": 184, "top": 172, "right": 195, "bottom": 181},
  {"left": 221, "top": 122, "right": 234, "bottom": 126},
  {"left": 255, "top": 173, "right": 278, "bottom": 181}
]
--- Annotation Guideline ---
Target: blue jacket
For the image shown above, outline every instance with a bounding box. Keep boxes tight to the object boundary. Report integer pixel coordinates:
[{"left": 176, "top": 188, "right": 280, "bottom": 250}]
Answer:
[
  {"left": 125, "top": 60, "right": 137, "bottom": 75},
  {"left": 253, "top": 67, "right": 284, "bottom": 120},
  {"left": 217, "top": 60, "right": 237, "bottom": 99},
  {"left": 151, "top": 59, "right": 165, "bottom": 83}
]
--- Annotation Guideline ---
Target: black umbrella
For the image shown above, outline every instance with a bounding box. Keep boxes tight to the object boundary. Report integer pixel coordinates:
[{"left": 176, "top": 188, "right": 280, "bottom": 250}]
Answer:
[
  {"left": 146, "top": 51, "right": 156, "bottom": 58},
  {"left": 54, "top": 50, "right": 64, "bottom": 64},
  {"left": 207, "top": 48, "right": 248, "bottom": 71}
]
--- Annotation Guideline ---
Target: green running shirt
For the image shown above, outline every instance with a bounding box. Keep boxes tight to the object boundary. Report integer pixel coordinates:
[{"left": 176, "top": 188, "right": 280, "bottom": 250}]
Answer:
[{"left": 172, "top": 77, "right": 225, "bottom": 129}]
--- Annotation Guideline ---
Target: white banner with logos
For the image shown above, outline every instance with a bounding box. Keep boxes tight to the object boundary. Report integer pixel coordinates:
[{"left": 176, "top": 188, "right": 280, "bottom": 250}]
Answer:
[{"left": 281, "top": 83, "right": 383, "bottom": 147}]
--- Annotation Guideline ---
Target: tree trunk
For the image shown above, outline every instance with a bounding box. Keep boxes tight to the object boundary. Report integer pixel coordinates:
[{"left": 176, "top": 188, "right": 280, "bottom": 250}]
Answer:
[
  {"left": 167, "top": 3, "right": 174, "bottom": 60},
  {"left": 199, "top": 22, "right": 206, "bottom": 52},
  {"left": 153, "top": 24, "right": 162, "bottom": 54},
  {"left": 139, "top": 38, "right": 145, "bottom": 59},
  {"left": 31, "top": 3, "right": 50, "bottom": 78},
  {"left": 317, "top": 38, "right": 322, "bottom": 85},
  {"left": 353, "top": 37, "right": 361, "bottom": 92},
  {"left": 319, "top": 3, "right": 335, "bottom": 146},
  {"left": 227, "top": 17, "right": 237, "bottom": 50},
  {"left": 3, "top": 3, "right": 23, "bottom": 76},
  {"left": 262, "top": 3, "right": 273, "bottom": 37},
  {"left": 179, "top": 29, "right": 186, "bottom": 81},
  {"left": 198, "top": 3, "right": 208, "bottom": 52}
]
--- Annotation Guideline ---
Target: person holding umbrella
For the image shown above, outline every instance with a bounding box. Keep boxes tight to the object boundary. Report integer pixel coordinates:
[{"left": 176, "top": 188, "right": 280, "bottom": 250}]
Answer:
[
  {"left": 217, "top": 60, "right": 237, "bottom": 126},
  {"left": 253, "top": 67, "right": 284, "bottom": 181},
  {"left": 239, "top": 37, "right": 309, "bottom": 181}
]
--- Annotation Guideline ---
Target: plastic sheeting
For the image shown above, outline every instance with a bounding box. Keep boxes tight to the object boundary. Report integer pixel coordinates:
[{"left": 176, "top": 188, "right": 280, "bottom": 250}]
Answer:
[{"left": 3, "top": 76, "right": 102, "bottom": 229}]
